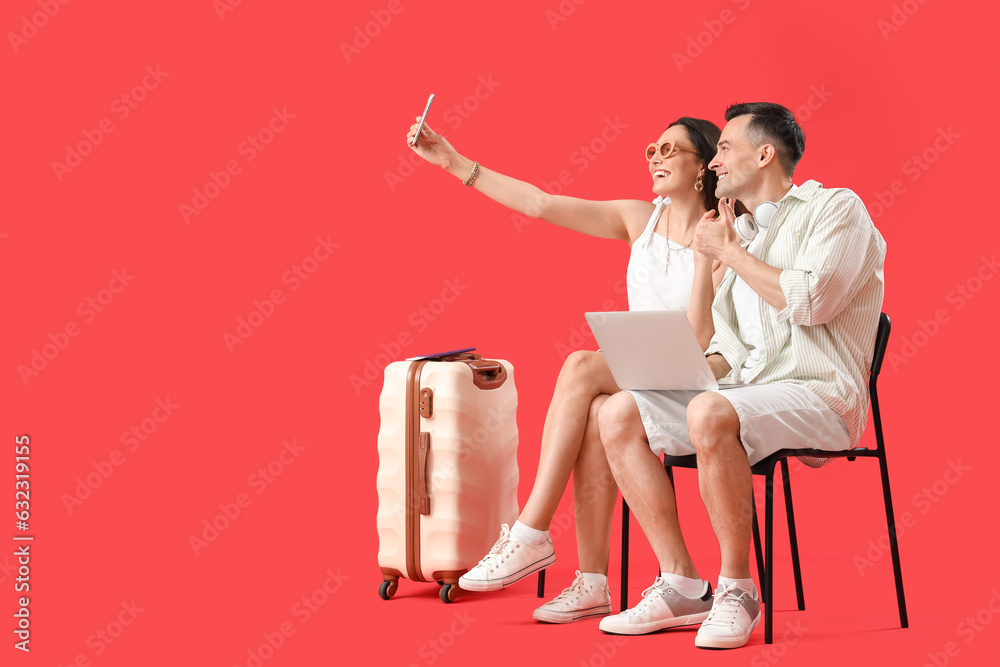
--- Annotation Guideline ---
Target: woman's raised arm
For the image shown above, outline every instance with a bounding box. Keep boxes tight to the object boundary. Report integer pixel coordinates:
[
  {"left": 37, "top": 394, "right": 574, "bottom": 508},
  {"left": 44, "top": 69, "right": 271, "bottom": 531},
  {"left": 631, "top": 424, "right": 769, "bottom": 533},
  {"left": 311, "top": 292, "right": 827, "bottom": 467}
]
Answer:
[{"left": 408, "top": 118, "right": 651, "bottom": 243}]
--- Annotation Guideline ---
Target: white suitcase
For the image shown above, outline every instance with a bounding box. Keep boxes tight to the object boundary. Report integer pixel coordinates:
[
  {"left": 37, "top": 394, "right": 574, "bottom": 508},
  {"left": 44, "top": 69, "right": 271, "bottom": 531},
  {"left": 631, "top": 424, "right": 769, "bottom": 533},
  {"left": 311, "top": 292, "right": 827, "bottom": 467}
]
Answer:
[{"left": 376, "top": 352, "right": 519, "bottom": 602}]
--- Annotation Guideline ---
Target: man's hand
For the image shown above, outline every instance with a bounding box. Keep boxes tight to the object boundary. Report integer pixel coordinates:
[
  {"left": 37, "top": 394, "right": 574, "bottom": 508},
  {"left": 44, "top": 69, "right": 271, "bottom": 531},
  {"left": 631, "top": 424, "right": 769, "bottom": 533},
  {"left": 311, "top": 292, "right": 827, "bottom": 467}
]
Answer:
[
  {"left": 706, "top": 353, "right": 731, "bottom": 380},
  {"left": 695, "top": 197, "right": 742, "bottom": 263}
]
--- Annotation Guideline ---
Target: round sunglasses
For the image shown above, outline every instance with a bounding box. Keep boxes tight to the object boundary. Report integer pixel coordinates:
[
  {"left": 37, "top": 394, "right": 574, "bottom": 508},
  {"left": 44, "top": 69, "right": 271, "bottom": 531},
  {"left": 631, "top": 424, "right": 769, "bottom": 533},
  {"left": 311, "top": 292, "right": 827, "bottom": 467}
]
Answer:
[{"left": 646, "top": 140, "right": 700, "bottom": 161}]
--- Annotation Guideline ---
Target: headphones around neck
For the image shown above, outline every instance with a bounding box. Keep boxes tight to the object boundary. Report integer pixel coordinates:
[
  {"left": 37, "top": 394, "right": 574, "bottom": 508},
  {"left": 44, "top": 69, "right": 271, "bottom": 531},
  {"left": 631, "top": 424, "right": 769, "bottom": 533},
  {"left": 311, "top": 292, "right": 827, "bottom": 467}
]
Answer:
[{"left": 733, "top": 201, "right": 779, "bottom": 243}]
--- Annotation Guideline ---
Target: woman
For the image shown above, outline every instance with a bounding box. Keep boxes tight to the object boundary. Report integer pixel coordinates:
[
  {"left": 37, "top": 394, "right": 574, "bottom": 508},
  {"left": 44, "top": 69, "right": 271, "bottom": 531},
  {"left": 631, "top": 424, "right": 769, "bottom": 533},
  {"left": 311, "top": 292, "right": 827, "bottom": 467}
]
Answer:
[{"left": 406, "top": 115, "right": 730, "bottom": 622}]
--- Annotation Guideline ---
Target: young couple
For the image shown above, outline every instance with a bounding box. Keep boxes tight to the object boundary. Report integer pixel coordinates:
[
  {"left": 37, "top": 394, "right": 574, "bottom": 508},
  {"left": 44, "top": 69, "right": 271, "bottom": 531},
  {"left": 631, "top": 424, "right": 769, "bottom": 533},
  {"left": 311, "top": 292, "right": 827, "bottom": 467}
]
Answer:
[{"left": 405, "top": 102, "right": 885, "bottom": 650}]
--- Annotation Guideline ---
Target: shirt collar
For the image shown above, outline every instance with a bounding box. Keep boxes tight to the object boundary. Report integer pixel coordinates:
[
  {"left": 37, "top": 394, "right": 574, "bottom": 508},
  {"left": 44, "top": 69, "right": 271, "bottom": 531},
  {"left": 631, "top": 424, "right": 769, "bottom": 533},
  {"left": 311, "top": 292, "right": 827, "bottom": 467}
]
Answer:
[{"left": 779, "top": 179, "right": 823, "bottom": 203}]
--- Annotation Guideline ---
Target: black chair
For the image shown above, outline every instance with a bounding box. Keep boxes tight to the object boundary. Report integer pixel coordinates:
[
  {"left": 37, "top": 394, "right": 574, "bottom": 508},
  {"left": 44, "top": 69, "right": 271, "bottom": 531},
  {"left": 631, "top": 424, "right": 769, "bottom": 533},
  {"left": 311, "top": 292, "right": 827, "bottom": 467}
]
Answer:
[{"left": 619, "top": 313, "right": 908, "bottom": 643}]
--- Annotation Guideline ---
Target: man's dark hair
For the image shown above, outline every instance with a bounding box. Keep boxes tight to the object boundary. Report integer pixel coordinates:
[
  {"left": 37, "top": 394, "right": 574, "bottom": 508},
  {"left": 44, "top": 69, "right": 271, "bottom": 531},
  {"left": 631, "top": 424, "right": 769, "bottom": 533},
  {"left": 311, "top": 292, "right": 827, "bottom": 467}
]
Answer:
[
  {"left": 667, "top": 117, "right": 722, "bottom": 212},
  {"left": 724, "top": 103, "right": 805, "bottom": 176}
]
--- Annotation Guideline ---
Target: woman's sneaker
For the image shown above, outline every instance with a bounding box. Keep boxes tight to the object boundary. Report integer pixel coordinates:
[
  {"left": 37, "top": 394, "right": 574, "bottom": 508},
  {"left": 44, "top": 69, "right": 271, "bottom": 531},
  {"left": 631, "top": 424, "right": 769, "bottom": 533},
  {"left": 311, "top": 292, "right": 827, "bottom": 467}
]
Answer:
[
  {"left": 458, "top": 524, "right": 555, "bottom": 592},
  {"left": 694, "top": 583, "right": 761, "bottom": 649},
  {"left": 599, "top": 576, "right": 713, "bottom": 635},
  {"left": 532, "top": 571, "right": 612, "bottom": 623}
]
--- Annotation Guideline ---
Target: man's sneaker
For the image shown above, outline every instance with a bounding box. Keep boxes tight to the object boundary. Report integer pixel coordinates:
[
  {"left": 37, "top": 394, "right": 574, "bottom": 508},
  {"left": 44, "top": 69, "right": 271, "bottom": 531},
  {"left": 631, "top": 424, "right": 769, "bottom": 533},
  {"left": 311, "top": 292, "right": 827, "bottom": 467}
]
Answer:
[
  {"left": 598, "top": 576, "right": 713, "bottom": 635},
  {"left": 458, "top": 524, "right": 555, "bottom": 592},
  {"left": 532, "top": 571, "right": 612, "bottom": 623},
  {"left": 694, "top": 583, "right": 761, "bottom": 649}
]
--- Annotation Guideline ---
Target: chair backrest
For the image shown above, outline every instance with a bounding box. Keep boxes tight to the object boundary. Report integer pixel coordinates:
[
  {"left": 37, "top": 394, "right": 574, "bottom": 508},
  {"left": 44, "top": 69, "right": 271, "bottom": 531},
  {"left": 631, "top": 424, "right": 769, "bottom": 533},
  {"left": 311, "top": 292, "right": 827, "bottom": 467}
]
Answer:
[{"left": 870, "top": 313, "right": 891, "bottom": 380}]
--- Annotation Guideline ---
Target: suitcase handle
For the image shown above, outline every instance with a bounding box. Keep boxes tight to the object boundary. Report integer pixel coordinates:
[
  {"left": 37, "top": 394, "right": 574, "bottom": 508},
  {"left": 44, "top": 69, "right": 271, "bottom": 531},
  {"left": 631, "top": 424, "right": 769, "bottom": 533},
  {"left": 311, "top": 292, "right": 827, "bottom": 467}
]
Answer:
[
  {"left": 439, "top": 352, "right": 480, "bottom": 362},
  {"left": 465, "top": 359, "right": 508, "bottom": 390},
  {"left": 417, "top": 432, "right": 431, "bottom": 515},
  {"left": 431, "top": 353, "right": 509, "bottom": 390}
]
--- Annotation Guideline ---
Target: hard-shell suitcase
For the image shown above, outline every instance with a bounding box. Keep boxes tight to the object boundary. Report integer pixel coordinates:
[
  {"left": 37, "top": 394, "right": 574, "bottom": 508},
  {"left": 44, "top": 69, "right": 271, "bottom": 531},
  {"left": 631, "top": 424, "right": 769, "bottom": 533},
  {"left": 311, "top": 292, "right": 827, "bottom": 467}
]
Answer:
[{"left": 376, "top": 352, "right": 519, "bottom": 603}]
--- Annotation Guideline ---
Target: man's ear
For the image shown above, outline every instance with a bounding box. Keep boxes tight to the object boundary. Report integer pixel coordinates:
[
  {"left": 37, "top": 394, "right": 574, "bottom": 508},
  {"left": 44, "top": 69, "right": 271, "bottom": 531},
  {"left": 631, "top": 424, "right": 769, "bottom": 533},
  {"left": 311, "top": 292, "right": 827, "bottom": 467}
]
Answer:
[{"left": 758, "top": 144, "right": 778, "bottom": 169}]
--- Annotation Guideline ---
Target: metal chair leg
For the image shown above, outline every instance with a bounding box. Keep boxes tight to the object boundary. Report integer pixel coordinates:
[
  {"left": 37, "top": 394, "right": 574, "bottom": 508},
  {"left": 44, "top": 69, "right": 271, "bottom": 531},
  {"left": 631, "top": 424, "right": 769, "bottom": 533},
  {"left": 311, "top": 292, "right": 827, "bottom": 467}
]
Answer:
[
  {"left": 620, "top": 498, "right": 630, "bottom": 612},
  {"left": 752, "top": 489, "right": 765, "bottom": 603},
  {"left": 877, "top": 452, "right": 908, "bottom": 628},
  {"left": 780, "top": 458, "right": 805, "bottom": 611},
  {"left": 764, "top": 465, "right": 775, "bottom": 644}
]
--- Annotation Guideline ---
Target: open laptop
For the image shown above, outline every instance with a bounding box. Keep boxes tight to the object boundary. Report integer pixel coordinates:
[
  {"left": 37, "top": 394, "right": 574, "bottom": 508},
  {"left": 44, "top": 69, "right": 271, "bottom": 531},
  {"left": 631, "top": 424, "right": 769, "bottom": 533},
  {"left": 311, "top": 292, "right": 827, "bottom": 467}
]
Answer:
[{"left": 584, "top": 311, "right": 720, "bottom": 391}]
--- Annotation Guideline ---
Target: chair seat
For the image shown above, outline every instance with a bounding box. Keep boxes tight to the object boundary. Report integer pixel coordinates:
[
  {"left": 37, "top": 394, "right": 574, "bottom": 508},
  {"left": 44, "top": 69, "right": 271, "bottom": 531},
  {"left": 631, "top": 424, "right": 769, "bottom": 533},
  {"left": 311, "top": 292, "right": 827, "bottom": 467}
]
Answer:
[{"left": 665, "top": 447, "right": 878, "bottom": 476}]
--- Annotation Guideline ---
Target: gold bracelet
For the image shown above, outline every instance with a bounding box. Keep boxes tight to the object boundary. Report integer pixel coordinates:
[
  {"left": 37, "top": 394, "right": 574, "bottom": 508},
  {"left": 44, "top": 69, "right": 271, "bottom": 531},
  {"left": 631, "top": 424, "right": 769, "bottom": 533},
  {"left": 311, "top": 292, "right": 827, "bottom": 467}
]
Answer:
[{"left": 463, "top": 161, "right": 480, "bottom": 187}]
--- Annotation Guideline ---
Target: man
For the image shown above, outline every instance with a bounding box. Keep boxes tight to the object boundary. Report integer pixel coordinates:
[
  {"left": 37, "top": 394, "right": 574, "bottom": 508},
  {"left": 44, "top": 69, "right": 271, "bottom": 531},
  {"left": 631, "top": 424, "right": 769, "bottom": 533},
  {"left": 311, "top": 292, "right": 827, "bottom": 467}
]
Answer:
[{"left": 596, "top": 102, "right": 885, "bottom": 649}]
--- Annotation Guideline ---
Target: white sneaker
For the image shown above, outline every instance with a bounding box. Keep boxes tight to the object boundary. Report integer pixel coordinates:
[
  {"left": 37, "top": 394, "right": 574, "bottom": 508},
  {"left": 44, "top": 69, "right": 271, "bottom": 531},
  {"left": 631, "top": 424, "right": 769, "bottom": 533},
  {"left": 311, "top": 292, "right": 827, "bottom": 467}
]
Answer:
[
  {"left": 598, "top": 576, "right": 713, "bottom": 635},
  {"left": 695, "top": 583, "right": 761, "bottom": 649},
  {"left": 532, "top": 571, "right": 612, "bottom": 623},
  {"left": 458, "top": 524, "right": 555, "bottom": 592}
]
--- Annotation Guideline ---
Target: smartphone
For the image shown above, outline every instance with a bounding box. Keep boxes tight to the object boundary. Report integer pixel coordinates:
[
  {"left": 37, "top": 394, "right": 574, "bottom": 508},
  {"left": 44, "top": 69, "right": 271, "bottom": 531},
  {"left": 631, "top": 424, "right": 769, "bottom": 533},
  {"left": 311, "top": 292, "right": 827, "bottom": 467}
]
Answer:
[{"left": 411, "top": 93, "right": 435, "bottom": 147}]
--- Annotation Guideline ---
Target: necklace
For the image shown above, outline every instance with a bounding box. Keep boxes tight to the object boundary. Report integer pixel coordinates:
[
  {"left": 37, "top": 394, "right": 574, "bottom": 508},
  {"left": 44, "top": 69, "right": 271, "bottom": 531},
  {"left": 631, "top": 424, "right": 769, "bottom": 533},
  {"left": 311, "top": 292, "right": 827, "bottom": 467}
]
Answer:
[{"left": 664, "top": 205, "right": 695, "bottom": 277}]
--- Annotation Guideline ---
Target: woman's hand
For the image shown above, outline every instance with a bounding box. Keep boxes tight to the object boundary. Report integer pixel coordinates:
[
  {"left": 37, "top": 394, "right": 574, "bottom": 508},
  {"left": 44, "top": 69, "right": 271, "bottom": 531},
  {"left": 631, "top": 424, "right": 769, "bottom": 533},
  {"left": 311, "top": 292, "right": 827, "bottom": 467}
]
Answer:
[{"left": 407, "top": 117, "right": 458, "bottom": 170}]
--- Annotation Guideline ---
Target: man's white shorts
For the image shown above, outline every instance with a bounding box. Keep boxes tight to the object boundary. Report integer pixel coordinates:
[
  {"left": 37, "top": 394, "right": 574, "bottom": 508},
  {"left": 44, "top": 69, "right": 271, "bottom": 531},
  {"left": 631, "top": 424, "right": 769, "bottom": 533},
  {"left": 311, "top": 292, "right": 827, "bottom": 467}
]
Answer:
[{"left": 627, "top": 383, "right": 851, "bottom": 466}]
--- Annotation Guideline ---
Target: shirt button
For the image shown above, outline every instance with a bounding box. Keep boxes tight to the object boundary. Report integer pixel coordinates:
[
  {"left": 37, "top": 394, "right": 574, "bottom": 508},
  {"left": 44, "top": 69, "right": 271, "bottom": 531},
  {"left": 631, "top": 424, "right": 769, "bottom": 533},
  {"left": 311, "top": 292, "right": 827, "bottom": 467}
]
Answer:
[{"left": 826, "top": 264, "right": 833, "bottom": 271}]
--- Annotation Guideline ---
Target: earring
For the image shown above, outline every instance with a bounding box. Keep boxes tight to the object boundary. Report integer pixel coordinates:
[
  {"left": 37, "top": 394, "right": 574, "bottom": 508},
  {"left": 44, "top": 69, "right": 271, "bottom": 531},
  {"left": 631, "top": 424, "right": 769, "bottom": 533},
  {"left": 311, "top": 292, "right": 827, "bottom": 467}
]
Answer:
[{"left": 694, "top": 174, "right": 704, "bottom": 192}]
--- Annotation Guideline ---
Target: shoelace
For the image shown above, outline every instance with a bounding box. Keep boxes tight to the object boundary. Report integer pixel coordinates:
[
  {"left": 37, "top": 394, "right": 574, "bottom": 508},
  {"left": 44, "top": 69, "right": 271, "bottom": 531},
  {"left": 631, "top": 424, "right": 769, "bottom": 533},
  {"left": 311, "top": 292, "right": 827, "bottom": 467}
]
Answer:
[
  {"left": 550, "top": 571, "right": 596, "bottom": 604},
  {"left": 701, "top": 583, "right": 744, "bottom": 628},
  {"left": 628, "top": 576, "right": 670, "bottom": 616},
  {"left": 477, "top": 524, "right": 518, "bottom": 573}
]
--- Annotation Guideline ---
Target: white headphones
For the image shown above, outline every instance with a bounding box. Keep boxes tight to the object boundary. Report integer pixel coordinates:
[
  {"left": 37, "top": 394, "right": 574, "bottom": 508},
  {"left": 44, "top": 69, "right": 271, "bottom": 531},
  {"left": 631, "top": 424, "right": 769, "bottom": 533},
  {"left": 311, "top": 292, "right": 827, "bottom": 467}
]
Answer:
[{"left": 733, "top": 201, "right": 779, "bottom": 243}]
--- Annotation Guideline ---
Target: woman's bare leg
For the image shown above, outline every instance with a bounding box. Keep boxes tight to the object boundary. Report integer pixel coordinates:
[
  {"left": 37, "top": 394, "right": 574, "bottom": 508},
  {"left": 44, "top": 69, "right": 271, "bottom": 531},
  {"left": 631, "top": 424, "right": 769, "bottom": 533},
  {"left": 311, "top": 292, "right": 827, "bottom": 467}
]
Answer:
[{"left": 518, "top": 350, "right": 619, "bottom": 530}]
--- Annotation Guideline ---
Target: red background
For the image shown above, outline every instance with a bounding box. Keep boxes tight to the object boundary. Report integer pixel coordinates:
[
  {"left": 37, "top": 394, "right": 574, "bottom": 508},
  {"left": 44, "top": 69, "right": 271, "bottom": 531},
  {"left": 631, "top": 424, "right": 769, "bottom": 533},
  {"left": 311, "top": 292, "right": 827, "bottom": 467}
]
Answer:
[{"left": 3, "top": 0, "right": 997, "bottom": 665}]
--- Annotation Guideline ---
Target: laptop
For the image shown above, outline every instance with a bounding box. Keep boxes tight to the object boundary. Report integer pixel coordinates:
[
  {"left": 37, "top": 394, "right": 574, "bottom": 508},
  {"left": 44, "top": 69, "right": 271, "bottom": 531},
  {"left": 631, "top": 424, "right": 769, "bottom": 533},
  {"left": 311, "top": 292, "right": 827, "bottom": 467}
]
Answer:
[{"left": 584, "top": 311, "right": 720, "bottom": 391}]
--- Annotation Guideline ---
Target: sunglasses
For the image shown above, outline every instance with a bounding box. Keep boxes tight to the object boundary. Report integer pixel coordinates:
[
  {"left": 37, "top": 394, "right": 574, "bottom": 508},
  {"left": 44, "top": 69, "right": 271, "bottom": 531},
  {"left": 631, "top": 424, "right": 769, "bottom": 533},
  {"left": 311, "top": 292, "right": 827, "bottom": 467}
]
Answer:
[{"left": 645, "top": 140, "right": 700, "bottom": 161}]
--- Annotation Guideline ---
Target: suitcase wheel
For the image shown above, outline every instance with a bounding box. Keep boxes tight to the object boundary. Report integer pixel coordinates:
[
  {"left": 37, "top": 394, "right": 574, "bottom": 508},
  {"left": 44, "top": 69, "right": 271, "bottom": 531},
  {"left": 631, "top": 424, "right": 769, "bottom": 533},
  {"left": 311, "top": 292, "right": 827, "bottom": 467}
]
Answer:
[
  {"left": 440, "top": 583, "right": 458, "bottom": 604},
  {"left": 379, "top": 579, "right": 398, "bottom": 601}
]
